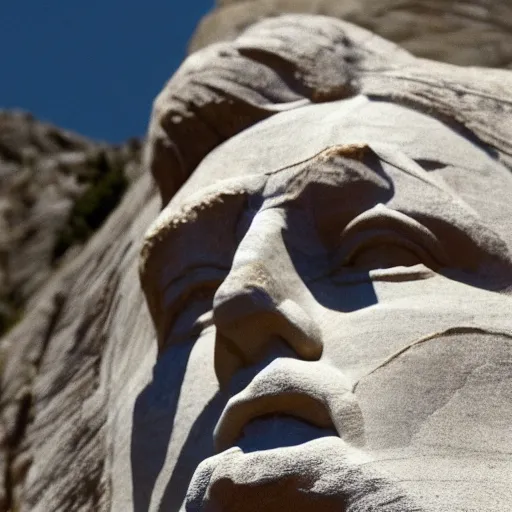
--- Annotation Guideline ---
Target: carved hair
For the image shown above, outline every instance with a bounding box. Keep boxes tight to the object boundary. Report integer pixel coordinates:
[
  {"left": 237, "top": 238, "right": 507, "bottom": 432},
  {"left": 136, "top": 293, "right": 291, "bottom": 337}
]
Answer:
[{"left": 145, "top": 14, "right": 512, "bottom": 205}]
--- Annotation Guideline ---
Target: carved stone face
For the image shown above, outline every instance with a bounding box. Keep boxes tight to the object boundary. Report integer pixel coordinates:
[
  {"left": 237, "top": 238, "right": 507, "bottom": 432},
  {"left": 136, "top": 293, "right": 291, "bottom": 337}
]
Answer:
[{"left": 139, "top": 96, "right": 512, "bottom": 510}]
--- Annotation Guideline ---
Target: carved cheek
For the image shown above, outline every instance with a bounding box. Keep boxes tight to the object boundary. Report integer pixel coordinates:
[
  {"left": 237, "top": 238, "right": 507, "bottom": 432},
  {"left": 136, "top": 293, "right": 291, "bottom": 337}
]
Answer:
[{"left": 354, "top": 331, "right": 512, "bottom": 451}]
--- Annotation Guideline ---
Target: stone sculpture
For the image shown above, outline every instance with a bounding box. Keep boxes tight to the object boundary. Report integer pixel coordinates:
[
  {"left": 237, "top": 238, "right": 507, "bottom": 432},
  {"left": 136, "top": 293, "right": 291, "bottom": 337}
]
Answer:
[
  {"left": 1, "top": 8, "right": 512, "bottom": 512},
  {"left": 138, "top": 14, "right": 512, "bottom": 512}
]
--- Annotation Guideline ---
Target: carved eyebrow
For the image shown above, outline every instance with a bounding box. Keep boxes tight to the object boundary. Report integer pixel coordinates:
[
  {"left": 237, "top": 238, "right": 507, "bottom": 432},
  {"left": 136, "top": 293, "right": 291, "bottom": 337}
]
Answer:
[
  {"left": 140, "top": 188, "right": 253, "bottom": 346},
  {"left": 144, "top": 188, "right": 247, "bottom": 243},
  {"left": 370, "top": 142, "right": 451, "bottom": 194},
  {"left": 141, "top": 187, "right": 250, "bottom": 272},
  {"left": 342, "top": 204, "right": 445, "bottom": 249}
]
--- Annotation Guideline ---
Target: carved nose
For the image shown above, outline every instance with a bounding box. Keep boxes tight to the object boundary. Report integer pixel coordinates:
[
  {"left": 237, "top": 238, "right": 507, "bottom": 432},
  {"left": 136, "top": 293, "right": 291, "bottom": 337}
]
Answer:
[{"left": 213, "top": 262, "right": 323, "bottom": 388}]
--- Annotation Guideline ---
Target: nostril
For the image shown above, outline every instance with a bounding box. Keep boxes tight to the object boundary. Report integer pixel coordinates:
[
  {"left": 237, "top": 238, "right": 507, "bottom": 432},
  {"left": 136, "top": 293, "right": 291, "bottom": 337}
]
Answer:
[
  {"left": 215, "top": 332, "right": 249, "bottom": 390},
  {"left": 214, "top": 283, "right": 322, "bottom": 360}
]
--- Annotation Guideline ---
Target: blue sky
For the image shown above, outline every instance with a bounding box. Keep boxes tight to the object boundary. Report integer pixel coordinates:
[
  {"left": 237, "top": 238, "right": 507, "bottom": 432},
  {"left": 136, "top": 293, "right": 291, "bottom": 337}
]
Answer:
[{"left": 0, "top": 1, "right": 215, "bottom": 143}]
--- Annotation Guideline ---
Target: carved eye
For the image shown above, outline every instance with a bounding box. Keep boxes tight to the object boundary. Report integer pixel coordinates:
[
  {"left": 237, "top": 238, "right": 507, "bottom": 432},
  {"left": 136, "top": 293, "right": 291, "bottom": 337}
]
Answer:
[
  {"left": 342, "top": 233, "right": 431, "bottom": 270},
  {"left": 337, "top": 205, "right": 448, "bottom": 272},
  {"left": 161, "top": 267, "right": 227, "bottom": 348}
]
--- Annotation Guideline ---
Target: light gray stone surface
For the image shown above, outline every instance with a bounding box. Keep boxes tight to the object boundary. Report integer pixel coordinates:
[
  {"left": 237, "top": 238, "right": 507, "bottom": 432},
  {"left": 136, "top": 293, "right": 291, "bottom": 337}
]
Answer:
[
  {"left": 191, "top": 0, "right": 512, "bottom": 68},
  {"left": 1, "top": 11, "right": 512, "bottom": 512}
]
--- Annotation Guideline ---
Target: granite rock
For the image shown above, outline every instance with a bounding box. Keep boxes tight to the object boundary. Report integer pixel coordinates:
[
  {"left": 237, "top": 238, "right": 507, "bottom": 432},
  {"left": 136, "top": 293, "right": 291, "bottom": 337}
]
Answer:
[
  {"left": 191, "top": 0, "right": 512, "bottom": 68},
  {"left": 0, "top": 111, "right": 142, "bottom": 335}
]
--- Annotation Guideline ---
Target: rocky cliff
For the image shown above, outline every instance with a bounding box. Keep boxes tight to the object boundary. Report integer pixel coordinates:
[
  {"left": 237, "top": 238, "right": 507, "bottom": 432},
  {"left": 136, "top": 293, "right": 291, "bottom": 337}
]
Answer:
[
  {"left": 0, "top": 112, "right": 145, "bottom": 511},
  {"left": 0, "top": 111, "right": 142, "bottom": 336}
]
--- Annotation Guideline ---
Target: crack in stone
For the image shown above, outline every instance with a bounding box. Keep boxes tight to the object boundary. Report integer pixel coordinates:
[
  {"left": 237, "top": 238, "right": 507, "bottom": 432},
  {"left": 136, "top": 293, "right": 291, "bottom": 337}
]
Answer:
[{"left": 352, "top": 325, "right": 512, "bottom": 393}]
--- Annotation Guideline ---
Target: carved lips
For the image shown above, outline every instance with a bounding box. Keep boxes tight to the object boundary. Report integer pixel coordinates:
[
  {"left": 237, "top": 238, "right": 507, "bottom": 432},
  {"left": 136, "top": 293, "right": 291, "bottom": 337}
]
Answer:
[
  {"left": 213, "top": 358, "right": 365, "bottom": 453},
  {"left": 184, "top": 358, "right": 372, "bottom": 511}
]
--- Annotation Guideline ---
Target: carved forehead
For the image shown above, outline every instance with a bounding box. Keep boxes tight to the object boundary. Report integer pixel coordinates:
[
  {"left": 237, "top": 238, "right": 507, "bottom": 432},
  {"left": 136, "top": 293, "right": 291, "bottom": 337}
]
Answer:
[{"left": 192, "top": 95, "right": 493, "bottom": 187}]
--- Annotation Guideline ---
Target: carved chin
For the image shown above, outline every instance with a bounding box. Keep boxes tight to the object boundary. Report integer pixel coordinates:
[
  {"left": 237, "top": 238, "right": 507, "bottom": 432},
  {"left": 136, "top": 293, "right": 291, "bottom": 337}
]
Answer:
[{"left": 185, "top": 436, "right": 417, "bottom": 512}]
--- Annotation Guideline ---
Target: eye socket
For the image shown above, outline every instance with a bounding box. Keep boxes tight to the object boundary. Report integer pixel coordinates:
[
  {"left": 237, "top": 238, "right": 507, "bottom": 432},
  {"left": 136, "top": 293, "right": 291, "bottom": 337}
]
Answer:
[
  {"left": 168, "top": 288, "right": 216, "bottom": 345},
  {"left": 336, "top": 204, "right": 448, "bottom": 273},
  {"left": 161, "top": 267, "right": 227, "bottom": 349},
  {"left": 346, "top": 243, "right": 422, "bottom": 270}
]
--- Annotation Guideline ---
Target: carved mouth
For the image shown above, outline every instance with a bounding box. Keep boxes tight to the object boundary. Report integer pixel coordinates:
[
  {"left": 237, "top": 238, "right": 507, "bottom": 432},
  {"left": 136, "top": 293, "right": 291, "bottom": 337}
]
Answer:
[{"left": 213, "top": 358, "right": 365, "bottom": 453}]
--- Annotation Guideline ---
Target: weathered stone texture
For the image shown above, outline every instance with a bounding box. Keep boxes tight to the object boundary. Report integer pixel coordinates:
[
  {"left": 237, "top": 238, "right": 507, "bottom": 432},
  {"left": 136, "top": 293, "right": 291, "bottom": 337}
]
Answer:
[
  {"left": 0, "top": 111, "right": 142, "bottom": 335},
  {"left": 0, "top": 170, "right": 157, "bottom": 511},
  {"left": 191, "top": 0, "right": 512, "bottom": 68}
]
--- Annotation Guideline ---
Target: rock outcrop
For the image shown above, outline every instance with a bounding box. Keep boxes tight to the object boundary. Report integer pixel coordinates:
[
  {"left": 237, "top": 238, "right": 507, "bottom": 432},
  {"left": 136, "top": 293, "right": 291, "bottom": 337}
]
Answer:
[
  {"left": 191, "top": 0, "right": 512, "bottom": 67},
  {"left": 0, "top": 168, "right": 156, "bottom": 512},
  {"left": 0, "top": 111, "right": 142, "bottom": 335},
  {"left": 0, "top": 111, "right": 144, "bottom": 510}
]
